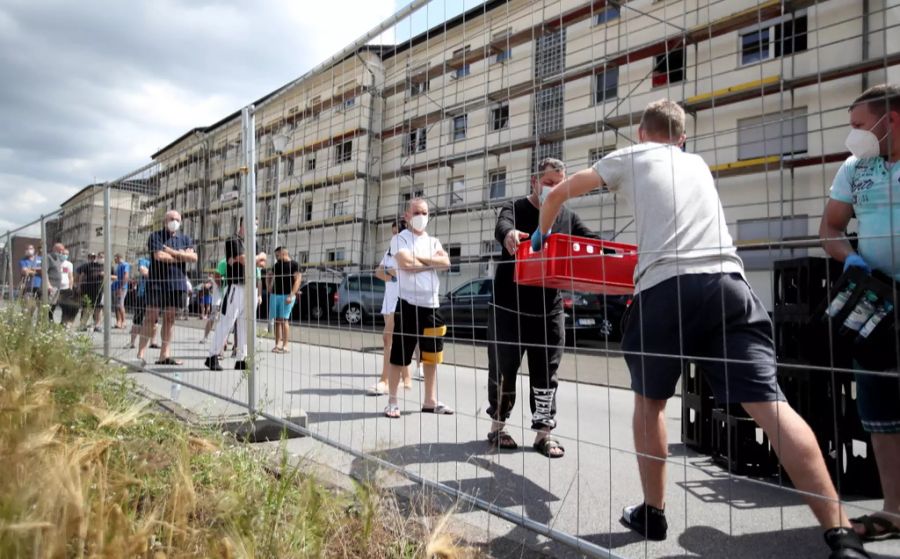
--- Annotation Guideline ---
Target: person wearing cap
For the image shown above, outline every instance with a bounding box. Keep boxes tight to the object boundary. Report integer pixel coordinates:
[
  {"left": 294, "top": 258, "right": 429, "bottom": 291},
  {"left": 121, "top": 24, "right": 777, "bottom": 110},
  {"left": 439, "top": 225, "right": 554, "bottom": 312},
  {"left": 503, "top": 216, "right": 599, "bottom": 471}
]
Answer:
[
  {"left": 75, "top": 252, "right": 105, "bottom": 332},
  {"left": 136, "top": 210, "right": 196, "bottom": 366}
]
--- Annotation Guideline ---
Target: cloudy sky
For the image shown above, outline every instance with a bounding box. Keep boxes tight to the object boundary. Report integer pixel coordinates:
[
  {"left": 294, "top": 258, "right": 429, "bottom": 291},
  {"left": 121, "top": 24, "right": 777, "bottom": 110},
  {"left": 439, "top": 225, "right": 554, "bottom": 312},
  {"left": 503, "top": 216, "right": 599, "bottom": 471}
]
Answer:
[{"left": 0, "top": 0, "right": 481, "bottom": 233}]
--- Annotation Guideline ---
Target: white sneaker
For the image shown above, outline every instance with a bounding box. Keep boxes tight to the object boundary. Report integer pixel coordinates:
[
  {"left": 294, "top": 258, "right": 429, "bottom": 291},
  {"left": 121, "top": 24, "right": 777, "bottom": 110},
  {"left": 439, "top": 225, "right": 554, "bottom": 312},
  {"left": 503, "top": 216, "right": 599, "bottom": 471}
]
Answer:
[{"left": 366, "top": 381, "right": 387, "bottom": 396}]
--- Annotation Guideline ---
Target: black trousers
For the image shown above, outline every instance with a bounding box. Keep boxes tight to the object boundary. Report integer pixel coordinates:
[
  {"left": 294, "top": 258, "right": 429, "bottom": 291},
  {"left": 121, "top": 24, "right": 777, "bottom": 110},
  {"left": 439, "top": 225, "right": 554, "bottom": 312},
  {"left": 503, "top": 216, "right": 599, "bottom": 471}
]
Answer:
[{"left": 486, "top": 304, "right": 565, "bottom": 430}]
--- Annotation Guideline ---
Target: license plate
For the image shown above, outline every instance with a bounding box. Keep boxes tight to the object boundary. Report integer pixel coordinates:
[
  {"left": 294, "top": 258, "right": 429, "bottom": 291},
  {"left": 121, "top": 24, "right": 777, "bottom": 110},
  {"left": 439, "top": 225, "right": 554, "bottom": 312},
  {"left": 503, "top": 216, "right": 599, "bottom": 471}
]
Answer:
[{"left": 577, "top": 318, "right": 596, "bottom": 326}]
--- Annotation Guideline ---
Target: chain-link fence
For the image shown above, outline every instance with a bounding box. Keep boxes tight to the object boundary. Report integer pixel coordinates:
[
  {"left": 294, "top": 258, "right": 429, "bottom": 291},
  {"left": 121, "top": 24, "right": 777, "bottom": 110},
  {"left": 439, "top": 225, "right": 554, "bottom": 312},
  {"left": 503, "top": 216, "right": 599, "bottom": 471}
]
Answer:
[{"left": 4, "top": 1, "right": 900, "bottom": 557}]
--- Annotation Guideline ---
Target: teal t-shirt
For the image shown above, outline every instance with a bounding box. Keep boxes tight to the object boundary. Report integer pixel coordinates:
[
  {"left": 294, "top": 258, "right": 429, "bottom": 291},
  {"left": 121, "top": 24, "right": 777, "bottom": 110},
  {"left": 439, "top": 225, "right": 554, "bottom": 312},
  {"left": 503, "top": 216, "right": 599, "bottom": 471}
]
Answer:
[{"left": 830, "top": 156, "right": 900, "bottom": 281}]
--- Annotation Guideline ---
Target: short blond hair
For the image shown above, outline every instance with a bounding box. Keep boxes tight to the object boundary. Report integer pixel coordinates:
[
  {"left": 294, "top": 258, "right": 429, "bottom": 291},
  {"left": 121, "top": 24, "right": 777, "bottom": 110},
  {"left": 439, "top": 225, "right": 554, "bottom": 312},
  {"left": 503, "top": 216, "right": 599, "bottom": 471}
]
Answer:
[{"left": 640, "top": 99, "right": 685, "bottom": 140}]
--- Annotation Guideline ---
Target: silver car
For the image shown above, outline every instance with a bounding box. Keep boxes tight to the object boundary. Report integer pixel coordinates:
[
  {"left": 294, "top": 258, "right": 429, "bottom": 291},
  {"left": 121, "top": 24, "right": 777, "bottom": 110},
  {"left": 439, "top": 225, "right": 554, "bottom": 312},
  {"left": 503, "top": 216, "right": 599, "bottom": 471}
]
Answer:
[{"left": 332, "top": 272, "right": 386, "bottom": 325}]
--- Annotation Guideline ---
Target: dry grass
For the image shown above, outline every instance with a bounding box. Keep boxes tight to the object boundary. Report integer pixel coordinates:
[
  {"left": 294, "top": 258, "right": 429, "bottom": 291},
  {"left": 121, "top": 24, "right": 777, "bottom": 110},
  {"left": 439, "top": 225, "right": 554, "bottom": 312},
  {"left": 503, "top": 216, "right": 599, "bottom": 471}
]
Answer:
[{"left": 0, "top": 307, "right": 482, "bottom": 558}]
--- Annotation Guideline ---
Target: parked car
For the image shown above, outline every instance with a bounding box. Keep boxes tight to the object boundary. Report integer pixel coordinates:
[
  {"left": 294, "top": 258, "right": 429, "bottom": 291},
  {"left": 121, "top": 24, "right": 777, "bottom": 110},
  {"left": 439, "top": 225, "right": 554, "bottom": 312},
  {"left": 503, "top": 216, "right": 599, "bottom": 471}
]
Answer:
[
  {"left": 438, "top": 278, "right": 630, "bottom": 342},
  {"left": 332, "top": 272, "right": 386, "bottom": 325},
  {"left": 295, "top": 281, "right": 339, "bottom": 321}
]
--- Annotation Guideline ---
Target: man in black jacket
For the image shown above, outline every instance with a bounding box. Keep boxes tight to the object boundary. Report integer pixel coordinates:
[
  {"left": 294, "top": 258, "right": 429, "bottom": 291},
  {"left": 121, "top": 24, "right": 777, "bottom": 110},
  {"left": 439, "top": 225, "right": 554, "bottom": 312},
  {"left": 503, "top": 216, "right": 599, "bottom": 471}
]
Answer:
[{"left": 486, "top": 157, "right": 596, "bottom": 458}]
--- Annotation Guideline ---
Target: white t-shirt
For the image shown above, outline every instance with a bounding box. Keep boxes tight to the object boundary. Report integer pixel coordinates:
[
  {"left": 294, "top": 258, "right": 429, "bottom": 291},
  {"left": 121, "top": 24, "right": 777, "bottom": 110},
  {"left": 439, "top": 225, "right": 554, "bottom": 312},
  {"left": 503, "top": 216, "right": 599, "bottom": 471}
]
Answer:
[
  {"left": 390, "top": 229, "right": 443, "bottom": 308},
  {"left": 59, "top": 261, "right": 73, "bottom": 290},
  {"left": 379, "top": 247, "right": 399, "bottom": 314},
  {"left": 592, "top": 142, "right": 744, "bottom": 293}
]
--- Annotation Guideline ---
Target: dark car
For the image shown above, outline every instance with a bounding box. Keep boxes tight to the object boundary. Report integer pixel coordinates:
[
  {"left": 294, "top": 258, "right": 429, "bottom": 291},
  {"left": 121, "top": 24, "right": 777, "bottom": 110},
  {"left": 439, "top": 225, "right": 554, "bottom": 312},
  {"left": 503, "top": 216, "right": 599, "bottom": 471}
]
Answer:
[
  {"left": 438, "top": 278, "right": 630, "bottom": 342},
  {"left": 295, "top": 281, "right": 339, "bottom": 321}
]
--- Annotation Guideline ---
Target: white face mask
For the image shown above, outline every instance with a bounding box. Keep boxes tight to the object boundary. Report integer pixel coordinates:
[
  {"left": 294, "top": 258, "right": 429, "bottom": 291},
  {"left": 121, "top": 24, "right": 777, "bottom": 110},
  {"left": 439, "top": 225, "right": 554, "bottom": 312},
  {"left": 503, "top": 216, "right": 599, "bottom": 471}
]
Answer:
[
  {"left": 539, "top": 186, "right": 554, "bottom": 204},
  {"left": 845, "top": 113, "right": 889, "bottom": 159},
  {"left": 410, "top": 214, "right": 428, "bottom": 232},
  {"left": 167, "top": 220, "right": 181, "bottom": 233}
]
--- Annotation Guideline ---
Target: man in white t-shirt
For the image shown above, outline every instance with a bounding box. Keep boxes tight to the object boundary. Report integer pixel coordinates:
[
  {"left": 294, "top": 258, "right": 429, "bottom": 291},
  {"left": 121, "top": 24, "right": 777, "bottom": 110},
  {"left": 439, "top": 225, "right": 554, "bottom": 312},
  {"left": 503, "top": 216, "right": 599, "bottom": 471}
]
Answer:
[
  {"left": 537, "top": 99, "right": 867, "bottom": 558},
  {"left": 384, "top": 198, "right": 452, "bottom": 418},
  {"left": 370, "top": 220, "right": 414, "bottom": 395}
]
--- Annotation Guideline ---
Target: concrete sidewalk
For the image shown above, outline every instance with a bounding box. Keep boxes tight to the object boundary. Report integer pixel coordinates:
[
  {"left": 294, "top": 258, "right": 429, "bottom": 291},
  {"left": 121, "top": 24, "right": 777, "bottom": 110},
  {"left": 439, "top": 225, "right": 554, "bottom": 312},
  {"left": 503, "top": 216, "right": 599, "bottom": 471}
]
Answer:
[{"left": 96, "top": 323, "right": 898, "bottom": 559}]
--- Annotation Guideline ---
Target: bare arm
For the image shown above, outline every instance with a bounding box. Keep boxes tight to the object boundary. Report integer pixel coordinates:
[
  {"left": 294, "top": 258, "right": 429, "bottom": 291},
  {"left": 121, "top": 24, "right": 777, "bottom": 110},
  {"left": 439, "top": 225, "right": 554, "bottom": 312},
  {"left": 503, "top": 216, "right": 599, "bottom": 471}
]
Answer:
[
  {"left": 416, "top": 250, "right": 450, "bottom": 271},
  {"left": 819, "top": 199, "right": 855, "bottom": 262},
  {"left": 496, "top": 202, "right": 528, "bottom": 255},
  {"left": 290, "top": 272, "right": 302, "bottom": 298},
  {"left": 265, "top": 269, "right": 274, "bottom": 293},
  {"left": 539, "top": 168, "right": 605, "bottom": 235},
  {"left": 374, "top": 263, "right": 390, "bottom": 282},
  {"left": 154, "top": 250, "right": 177, "bottom": 263}
]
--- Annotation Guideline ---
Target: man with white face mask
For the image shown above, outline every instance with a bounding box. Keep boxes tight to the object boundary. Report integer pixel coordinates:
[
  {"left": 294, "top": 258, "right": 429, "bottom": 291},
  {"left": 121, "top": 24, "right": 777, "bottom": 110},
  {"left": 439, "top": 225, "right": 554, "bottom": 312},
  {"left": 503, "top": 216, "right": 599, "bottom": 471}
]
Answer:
[
  {"left": 820, "top": 84, "right": 900, "bottom": 544},
  {"left": 137, "top": 210, "right": 197, "bottom": 366},
  {"left": 486, "top": 157, "right": 596, "bottom": 458},
  {"left": 383, "top": 198, "right": 452, "bottom": 418}
]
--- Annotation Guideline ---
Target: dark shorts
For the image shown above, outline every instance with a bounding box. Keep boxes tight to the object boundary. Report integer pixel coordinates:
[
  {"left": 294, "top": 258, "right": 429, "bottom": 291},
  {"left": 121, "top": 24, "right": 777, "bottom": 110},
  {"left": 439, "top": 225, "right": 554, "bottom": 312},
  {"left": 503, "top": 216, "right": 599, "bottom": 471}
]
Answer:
[
  {"left": 855, "top": 367, "right": 900, "bottom": 433},
  {"left": 622, "top": 273, "right": 784, "bottom": 404},
  {"left": 81, "top": 286, "right": 102, "bottom": 308},
  {"left": 147, "top": 288, "right": 185, "bottom": 309},
  {"left": 132, "top": 294, "right": 146, "bottom": 326},
  {"left": 390, "top": 299, "right": 446, "bottom": 367}
]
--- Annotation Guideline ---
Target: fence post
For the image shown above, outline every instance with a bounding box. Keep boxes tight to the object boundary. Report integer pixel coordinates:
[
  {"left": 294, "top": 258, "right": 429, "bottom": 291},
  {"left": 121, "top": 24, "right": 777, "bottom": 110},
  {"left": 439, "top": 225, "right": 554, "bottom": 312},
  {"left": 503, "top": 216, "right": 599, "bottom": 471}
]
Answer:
[
  {"left": 5, "top": 231, "right": 13, "bottom": 302},
  {"left": 241, "top": 105, "right": 258, "bottom": 414},
  {"left": 40, "top": 215, "right": 49, "bottom": 318},
  {"left": 103, "top": 184, "right": 112, "bottom": 358}
]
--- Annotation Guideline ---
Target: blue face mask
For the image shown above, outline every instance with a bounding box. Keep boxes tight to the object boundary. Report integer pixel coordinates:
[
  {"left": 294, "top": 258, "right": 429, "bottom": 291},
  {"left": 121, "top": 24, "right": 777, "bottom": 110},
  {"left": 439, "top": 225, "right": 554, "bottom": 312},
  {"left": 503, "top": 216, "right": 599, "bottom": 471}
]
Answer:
[{"left": 60, "top": 254, "right": 68, "bottom": 261}]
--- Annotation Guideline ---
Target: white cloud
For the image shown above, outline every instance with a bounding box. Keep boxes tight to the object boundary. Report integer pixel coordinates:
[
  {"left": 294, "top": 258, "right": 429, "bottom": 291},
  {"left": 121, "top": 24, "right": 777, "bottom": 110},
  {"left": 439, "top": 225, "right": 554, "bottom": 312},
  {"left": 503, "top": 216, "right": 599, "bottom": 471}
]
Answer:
[{"left": 0, "top": 0, "right": 396, "bottom": 231}]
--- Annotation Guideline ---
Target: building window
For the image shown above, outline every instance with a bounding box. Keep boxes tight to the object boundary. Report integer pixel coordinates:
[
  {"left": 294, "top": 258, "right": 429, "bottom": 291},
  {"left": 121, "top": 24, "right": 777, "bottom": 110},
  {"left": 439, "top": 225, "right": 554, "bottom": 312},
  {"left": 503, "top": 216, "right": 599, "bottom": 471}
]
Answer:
[
  {"left": 493, "top": 29, "right": 512, "bottom": 63},
  {"left": 452, "top": 46, "right": 471, "bottom": 78},
  {"left": 404, "top": 128, "right": 427, "bottom": 155},
  {"left": 737, "top": 215, "right": 808, "bottom": 270},
  {"left": 593, "top": 66, "right": 619, "bottom": 104},
  {"left": 447, "top": 245, "right": 461, "bottom": 274},
  {"left": 263, "top": 202, "right": 274, "bottom": 228},
  {"left": 341, "top": 97, "right": 355, "bottom": 109},
  {"left": 304, "top": 199, "right": 313, "bottom": 222},
  {"left": 448, "top": 178, "right": 465, "bottom": 206},
  {"left": 652, "top": 49, "right": 684, "bottom": 87},
  {"left": 737, "top": 107, "right": 808, "bottom": 160},
  {"left": 452, "top": 115, "right": 467, "bottom": 141},
  {"left": 740, "top": 14, "right": 807, "bottom": 65},
  {"left": 285, "top": 156, "right": 295, "bottom": 177},
  {"left": 491, "top": 103, "right": 509, "bottom": 131},
  {"left": 211, "top": 221, "right": 220, "bottom": 238},
  {"left": 595, "top": 4, "right": 621, "bottom": 25},
  {"left": 409, "top": 80, "right": 428, "bottom": 97},
  {"left": 306, "top": 155, "right": 316, "bottom": 171},
  {"left": 488, "top": 169, "right": 507, "bottom": 200},
  {"left": 589, "top": 145, "right": 616, "bottom": 165},
  {"left": 328, "top": 191, "right": 349, "bottom": 217},
  {"left": 296, "top": 251, "right": 308, "bottom": 265},
  {"left": 326, "top": 248, "right": 346, "bottom": 262},
  {"left": 335, "top": 140, "right": 352, "bottom": 163},
  {"left": 281, "top": 203, "right": 291, "bottom": 225}
]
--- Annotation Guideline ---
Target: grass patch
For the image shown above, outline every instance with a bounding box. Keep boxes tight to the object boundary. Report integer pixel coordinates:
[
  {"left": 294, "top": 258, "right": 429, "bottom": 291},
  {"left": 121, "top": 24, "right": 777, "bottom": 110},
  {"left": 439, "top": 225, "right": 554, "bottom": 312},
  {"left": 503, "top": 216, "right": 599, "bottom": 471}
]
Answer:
[{"left": 0, "top": 307, "right": 479, "bottom": 558}]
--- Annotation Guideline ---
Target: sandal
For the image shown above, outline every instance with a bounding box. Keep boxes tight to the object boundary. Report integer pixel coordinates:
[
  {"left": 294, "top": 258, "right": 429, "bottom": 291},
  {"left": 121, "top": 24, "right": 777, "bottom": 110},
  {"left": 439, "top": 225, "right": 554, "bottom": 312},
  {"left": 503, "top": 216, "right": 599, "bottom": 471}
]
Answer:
[
  {"left": 533, "top": 436, "right": 565, "bottom": 458},
  {"left": 384, "top": 403, "right": 401, "bottom": 418},
  {"left": 824, "top": 527, "right": 869, "bottom": 558},
  {"left": 149, "top": 343, "right": 161, "bottom": 349},
  {"left": 272, "top": 347, "right": 284, "bottom": 353},
  {"left": 421, "top": 402, "right": 454, "bottom": 415},
  {"left": 850, "top": 514, "right": 900, "bottom": 542},
  {"left": 155, "top": 358, "right": 183, "bottom": 366},
  {"left": 487, "top": 429, "right": 518, "bottom": 450}
]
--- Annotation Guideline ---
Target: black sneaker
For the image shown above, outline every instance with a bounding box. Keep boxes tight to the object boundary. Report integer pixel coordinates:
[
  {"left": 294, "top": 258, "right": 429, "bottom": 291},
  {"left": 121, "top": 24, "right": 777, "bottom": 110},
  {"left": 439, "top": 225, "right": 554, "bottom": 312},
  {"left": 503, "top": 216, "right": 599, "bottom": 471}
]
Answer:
[
  {"left": 620, "top": 503, "right": 667, "bottom": 541},
  {"left": 824, "top": 528, "right": 870, "bottom": 559},
  {"left": 234, "top": 360, "right": 246, "bottom": 370},
  {"left": 204, "top": 356, "right": 223, "bottom": 371}
]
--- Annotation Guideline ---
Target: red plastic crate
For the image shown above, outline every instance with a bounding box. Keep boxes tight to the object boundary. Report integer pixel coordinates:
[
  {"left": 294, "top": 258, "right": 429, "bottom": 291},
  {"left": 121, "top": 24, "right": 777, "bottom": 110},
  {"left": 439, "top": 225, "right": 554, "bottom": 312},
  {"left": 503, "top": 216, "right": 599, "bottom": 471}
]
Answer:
[{"left": 515, "top": 234, "right": 637, "bottom": 295}]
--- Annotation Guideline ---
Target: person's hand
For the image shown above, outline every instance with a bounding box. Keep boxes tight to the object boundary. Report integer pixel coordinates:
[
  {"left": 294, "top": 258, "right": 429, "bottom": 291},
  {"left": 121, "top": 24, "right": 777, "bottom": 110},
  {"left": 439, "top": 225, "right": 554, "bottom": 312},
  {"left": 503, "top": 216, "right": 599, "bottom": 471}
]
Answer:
[
  {"left": 504, "top": 229, "right": 529, "bottom": 255},
  {"left": 844, "top": 253, "right": 871, "bottom": 274},
  {"left": 257, "top": 295, "right": 262, "bottom": 306},
  {"left": 285, "top": 295, "right": 294, "bottom": 304},
  {"left": 531, "top": 228, "right": 551, "bottom": 252}
]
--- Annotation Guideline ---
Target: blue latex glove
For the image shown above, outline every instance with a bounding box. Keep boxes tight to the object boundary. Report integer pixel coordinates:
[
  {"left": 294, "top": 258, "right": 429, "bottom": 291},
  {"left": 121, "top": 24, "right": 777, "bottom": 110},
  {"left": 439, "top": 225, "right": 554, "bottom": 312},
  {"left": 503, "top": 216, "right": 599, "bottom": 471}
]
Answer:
[
  {"left": 531, "top": 228, "right": 550, "bottom": 252},
  {"left": 844, "top": 253, "right": 871, "bottom": 274}
]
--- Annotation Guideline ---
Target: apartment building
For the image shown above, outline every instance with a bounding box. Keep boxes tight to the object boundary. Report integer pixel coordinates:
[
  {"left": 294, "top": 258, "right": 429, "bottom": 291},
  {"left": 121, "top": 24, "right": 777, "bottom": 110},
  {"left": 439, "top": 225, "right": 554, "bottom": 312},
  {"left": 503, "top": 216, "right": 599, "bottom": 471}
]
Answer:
[
  {"left": 130, "top": 0, "right": 900, "bottom": 306},
  {"left": 59, "top": 183, "right": 155, "bottom": 264}
]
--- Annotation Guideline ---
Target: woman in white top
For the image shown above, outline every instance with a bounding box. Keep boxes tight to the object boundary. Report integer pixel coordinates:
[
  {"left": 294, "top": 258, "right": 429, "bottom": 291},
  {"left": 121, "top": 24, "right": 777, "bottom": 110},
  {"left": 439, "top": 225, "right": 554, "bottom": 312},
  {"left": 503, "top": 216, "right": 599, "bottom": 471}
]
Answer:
[{"left": 369, "top": 221, "right": 415, "bottom": 395}]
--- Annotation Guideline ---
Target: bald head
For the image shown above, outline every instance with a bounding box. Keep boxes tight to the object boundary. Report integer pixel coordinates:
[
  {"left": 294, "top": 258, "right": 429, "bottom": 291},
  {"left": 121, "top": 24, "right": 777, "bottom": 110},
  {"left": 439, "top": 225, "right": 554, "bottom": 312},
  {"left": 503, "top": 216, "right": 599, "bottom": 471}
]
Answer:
[{"left": 165, "top": 210, "right": 181, "bottom": 221}]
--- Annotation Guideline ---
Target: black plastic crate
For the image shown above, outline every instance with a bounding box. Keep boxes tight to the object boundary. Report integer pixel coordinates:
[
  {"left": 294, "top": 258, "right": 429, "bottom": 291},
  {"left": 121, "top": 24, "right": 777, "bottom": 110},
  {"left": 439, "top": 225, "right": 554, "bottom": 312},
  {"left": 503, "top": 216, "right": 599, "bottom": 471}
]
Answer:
[
  {"left": 710, "top": 407, "right": 780, "bottom": 477},
  {"left": 773, "top": 257, "right": 843, "bottom": 321},
  {"left": 821, "top": 433, "right": 883, "bottom": 499},
  {"left": 681, "top": 363, "right": 715, "bottom": 453}
]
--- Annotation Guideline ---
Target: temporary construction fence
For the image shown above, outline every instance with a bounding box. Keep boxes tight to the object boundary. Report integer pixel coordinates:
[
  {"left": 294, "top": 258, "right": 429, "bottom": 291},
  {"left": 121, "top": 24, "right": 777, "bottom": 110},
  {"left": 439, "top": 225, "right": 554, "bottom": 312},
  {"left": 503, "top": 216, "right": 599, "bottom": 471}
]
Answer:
[{"left": 3, "top": 1, "right": 900, "bottom": 557}]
